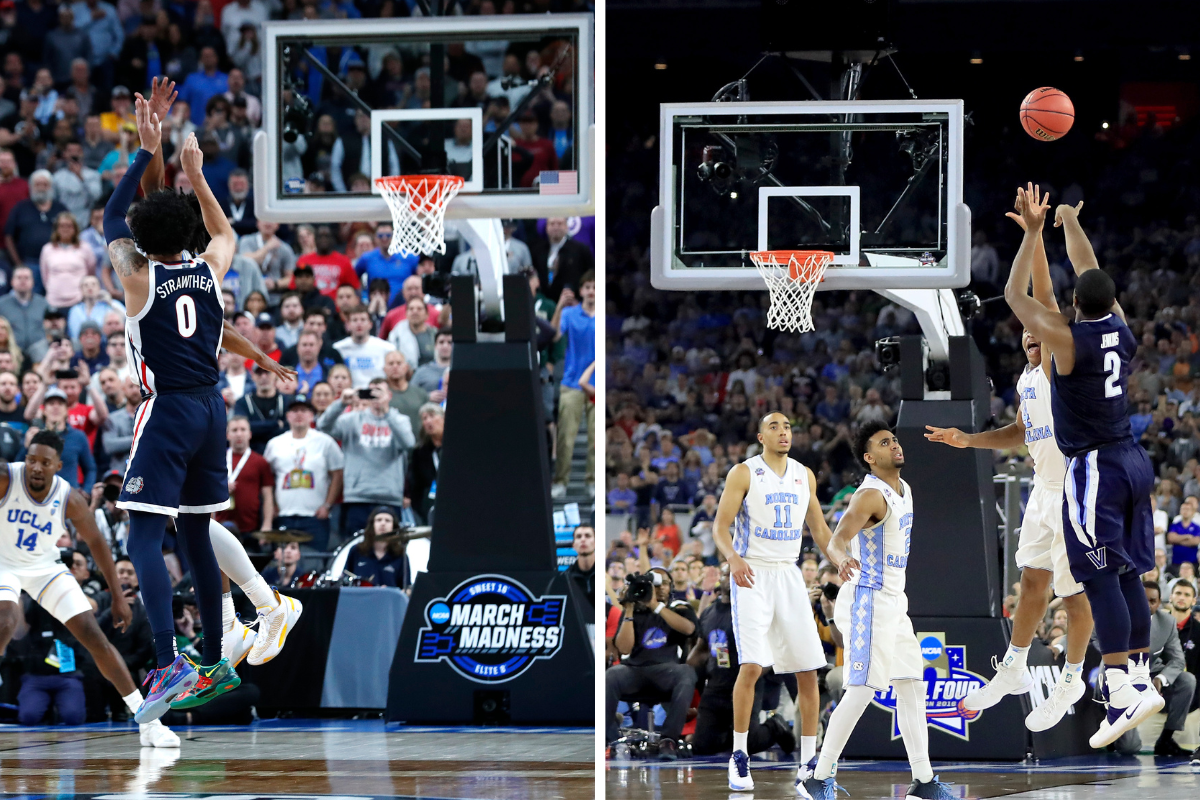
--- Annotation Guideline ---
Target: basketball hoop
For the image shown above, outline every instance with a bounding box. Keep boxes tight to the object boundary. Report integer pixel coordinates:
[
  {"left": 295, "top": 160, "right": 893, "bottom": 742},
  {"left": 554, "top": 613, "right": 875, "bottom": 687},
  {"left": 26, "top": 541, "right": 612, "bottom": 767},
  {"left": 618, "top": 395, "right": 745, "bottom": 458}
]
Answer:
[
  {"left": 375, "top": 175, "right": 465, "bottom": 257},
  {"left": 749, "top": 250, "right": 834, "bottom": 333}
]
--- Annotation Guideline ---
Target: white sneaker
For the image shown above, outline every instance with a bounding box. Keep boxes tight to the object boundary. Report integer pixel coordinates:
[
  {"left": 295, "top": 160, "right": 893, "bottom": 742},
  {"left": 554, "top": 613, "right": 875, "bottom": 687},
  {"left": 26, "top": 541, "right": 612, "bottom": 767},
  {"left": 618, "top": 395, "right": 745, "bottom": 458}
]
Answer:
[
  {"left": 960, "top": 655, "right": 1032, "bottom": 712},
  {"left": 1089, "top": 682, "right": 1164, "bottom": 749},
  {"left": 794, "top": 757, "right": 815, "bottom": 798},
  {"left": 222, "top": 616, "right": 257, "bottom": 668},
  {"left": 1025, "top": 669, "right": 1086, "bottom": 732},
  {"left": 138, "top": 719, "right": 180, "bottom": 748},
  {"left": 728, "top": 750, "right": 753, "bottom": 791},
  {"left": 248, "top": 591, "right": 303, "bottom": 666},
  {"left": 551, "top": 483, "right": 567, "bottom": 499}
]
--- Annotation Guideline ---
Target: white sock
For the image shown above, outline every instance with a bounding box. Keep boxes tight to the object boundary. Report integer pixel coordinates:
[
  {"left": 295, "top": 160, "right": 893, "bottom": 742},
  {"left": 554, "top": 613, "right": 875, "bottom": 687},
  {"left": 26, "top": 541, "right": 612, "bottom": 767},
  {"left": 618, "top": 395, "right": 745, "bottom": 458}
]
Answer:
[
  {"left": 732, "top": 730, "right": 748, "bottom": 755},
  {"left": 222, "top": 592, "right": 235, "bottom": 632},
  {"left": 800, "top": 734, "right": 817, "bottom": 764},
  {"left": 1062, "top": 660, "right": 1084, "bottom": 685},
  {"left": 1105, "top": 666, "right": 1139, "bottom": 707},
  {"left": 208, "top": 521, "right": 279, "bottom": 610},
  {"left": 815, "top": 685, "right": 874, "bottom": 780},
  {"left": 1001, "top": 643, "right": 1030, "bottom": 670},
  {"left": 894, "top": 679, "right": 933, "bottom": 783},
  {"left": 123, "top": 690, "right": 144, "bottom": 716}
]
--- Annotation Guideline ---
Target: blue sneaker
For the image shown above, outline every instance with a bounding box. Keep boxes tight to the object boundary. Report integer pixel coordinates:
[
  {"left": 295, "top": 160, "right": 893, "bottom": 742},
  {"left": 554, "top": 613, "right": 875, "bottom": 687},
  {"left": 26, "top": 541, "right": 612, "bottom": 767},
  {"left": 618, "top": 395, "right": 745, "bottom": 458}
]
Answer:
[
  {"left": 728, "top": 749, "right": 753, "bottom": 791},
  {"left": 134, "top": 655, "right": 199, "bottom": 723},
  {"left": 802, "top": 758, "right": 848, "bottom": 800},
  {"left": 905, "top": 775, "right": 956, "bottom": 799}
]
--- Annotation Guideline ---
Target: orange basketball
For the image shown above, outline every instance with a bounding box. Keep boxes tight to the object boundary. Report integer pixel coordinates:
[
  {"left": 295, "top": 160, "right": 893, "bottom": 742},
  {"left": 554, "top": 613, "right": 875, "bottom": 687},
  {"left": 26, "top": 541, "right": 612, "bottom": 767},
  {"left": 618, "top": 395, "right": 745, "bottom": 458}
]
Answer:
[{"left": 1020, "top": 87, "right": 1075, "bottom": 141}]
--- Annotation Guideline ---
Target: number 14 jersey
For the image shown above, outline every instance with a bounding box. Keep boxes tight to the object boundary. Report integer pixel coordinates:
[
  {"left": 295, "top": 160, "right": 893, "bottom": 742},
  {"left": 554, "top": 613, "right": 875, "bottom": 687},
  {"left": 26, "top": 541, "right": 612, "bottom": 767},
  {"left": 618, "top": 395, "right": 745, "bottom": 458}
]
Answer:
[
  {"left": 127, "top": 258, "right": 224, "bottom": 395},
  {"left": 0, "top": 463, "right": 72, "bottom": 573}
]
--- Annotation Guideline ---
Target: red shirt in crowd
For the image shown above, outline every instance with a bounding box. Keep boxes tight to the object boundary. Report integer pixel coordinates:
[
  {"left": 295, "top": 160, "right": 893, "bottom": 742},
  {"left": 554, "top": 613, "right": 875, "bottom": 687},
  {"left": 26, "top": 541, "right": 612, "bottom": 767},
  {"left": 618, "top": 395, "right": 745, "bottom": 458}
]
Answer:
[
  {"left": 0, "top": 175, "right": 29, "bottom": 233},
  {"left": 295, "top": 252, "right": 358, "bottom": 299},
  {"left": 379, "top": 303, "right": 443, "bottom": 339},
  {"left": 214, "top": 448, "right": 275, "bottom": 534},
  {"left": 244, "top": 346, "right": 282, "bottom": 372},
  {"left": 68, "top": 402, "right": 98, "bottom": 448}
]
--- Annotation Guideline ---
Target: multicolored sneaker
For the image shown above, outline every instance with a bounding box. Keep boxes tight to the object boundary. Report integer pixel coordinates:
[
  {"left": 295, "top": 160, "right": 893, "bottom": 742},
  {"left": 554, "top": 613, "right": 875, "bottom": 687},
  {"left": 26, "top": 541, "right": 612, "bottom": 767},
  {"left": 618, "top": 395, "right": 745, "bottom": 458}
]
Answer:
[
  {"left": 134, "top": 655, "right": 199, "bottom": 723},
  {"left": 170, "top": 657, "right": 241, "bottom": 710}
]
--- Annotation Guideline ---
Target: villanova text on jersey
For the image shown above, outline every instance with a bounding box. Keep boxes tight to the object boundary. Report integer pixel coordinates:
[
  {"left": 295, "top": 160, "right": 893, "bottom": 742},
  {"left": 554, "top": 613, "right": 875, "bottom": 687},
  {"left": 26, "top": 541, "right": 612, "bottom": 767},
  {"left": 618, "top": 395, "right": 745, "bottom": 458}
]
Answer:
[{"left": 752, "top": 492, "right": 804, "bottom": 542}]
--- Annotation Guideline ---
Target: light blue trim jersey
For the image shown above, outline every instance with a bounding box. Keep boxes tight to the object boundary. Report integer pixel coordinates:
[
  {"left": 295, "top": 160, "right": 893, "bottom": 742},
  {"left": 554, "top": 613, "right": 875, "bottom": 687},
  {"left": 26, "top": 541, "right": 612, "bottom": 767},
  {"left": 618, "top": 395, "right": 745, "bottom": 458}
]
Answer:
[
  {"left": 736, "top": 455, "right": 810, "bottom": 564},
  {"left": 847, "top": 474, "right": 913, "bottom": 595}
]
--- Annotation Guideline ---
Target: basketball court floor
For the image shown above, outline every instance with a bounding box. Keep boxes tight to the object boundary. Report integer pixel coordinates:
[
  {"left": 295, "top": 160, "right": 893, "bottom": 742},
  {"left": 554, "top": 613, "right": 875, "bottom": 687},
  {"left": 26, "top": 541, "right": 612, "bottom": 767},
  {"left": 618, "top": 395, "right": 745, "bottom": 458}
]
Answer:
[{"left": 0, "top": 719, "right": 594, "bottom": 800}]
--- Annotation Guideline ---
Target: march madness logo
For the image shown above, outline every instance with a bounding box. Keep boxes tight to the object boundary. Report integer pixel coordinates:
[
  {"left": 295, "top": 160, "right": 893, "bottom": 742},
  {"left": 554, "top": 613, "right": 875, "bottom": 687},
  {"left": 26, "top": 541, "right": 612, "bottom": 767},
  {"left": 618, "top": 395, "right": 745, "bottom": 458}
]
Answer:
[
  {"left": 869, "top": 632, "right": 987, "bottom": 740},
  {"left": 414, "top": 574, "right": 566, "bottom": 683}
]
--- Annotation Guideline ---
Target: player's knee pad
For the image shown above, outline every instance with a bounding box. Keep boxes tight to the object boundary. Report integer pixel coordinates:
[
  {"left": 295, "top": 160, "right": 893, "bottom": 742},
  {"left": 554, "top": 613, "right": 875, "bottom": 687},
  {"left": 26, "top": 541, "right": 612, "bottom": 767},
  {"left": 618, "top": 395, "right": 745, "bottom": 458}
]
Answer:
[{"left": 839, "top": 684, "right": 875, "bottom": 714}]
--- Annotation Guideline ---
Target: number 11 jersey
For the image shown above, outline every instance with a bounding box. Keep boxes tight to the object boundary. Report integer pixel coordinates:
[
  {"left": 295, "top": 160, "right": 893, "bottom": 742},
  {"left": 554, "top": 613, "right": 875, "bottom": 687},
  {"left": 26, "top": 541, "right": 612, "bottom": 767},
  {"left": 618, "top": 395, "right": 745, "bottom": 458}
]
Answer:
[
  {"left": 732, "top": 455, "right": 811, "bottom": 565},
  {"left": 0, "top": 463, "right": 71, "bottom": 573},
  {"left": 127, "top": 258, "right": 224, "bottom": 395}
]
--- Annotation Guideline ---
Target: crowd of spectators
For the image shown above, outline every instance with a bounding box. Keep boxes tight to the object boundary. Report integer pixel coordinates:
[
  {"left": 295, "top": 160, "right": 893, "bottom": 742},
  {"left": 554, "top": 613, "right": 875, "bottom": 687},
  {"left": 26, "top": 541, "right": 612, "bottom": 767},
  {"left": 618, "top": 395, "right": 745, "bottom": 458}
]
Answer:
[{"left": 0, "top": 0, "right": 596, "bottom": 726}]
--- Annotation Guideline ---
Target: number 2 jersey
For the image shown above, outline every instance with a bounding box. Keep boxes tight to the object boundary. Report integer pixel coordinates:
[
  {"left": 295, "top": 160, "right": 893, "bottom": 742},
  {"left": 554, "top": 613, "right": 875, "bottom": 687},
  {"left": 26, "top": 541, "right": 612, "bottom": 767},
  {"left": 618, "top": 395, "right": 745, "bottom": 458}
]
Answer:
[
  {"left": 731, "top": 455, "right": 811, "bottom": 565},
  {"left": 1050, "top": 313, "right": 1136, "bottom": 458},
  {"left": 846, "top": 474, "right": 913, "bottom": 596},
  {"left": 0, "top": 463, "right": 72, "bottom": 573},
  {"left": 127, "top": 257, "right": 224, "bottom": 395}
]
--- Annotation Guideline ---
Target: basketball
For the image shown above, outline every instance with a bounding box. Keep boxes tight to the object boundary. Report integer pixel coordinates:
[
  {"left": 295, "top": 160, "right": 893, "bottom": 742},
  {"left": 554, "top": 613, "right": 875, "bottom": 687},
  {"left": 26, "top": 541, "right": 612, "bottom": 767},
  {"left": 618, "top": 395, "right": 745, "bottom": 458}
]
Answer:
[{"left": 1020, "top": 87, "right": 1075, "bottom": 141}]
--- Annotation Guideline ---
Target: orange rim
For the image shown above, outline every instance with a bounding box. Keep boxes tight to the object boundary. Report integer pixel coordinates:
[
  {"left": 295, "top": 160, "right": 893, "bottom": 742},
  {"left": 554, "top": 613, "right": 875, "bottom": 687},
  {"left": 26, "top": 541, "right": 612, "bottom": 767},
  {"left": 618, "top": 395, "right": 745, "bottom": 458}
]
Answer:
[{"left": 749, "top": 250, "right": 834, "bottom": 282}]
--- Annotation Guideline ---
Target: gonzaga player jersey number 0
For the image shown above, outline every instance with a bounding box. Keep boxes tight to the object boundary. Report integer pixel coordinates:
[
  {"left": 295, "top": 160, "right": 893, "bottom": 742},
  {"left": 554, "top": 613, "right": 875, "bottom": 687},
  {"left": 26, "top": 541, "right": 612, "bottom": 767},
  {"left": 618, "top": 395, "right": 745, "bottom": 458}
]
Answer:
[
  {"left": 1, "top": 463, "right": 71, "bottom": 572},
  {"left": 732, "top": 455, "right": 810, "bottom": 564}
]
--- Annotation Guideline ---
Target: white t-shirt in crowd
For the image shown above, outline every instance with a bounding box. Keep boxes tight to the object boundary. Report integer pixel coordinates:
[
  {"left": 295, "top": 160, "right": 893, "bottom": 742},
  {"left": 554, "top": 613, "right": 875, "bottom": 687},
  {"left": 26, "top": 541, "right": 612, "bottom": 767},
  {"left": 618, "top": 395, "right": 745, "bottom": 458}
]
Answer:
[
  {"left": 1154, "top": 508, "right": 1169, "bottom": 552},
  {"left": 333, "top": 335, "right": 395, "bottom": 388},
  {"left": 263, "top": 428, "right": 346, "bottom": 517},
  {"left": 225, "top": 370, "right": 248, "bottom": 400}
]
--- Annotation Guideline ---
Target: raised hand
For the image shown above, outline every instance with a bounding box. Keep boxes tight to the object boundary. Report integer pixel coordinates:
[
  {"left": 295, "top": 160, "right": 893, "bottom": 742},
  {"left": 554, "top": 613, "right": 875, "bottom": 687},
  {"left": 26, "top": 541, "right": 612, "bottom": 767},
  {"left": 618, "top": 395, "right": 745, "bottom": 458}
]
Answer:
[
  {"left": 139, "top": 77, "right": 178, "bottom": 130},
  {"left": 134, "top": 96, "right": 161, "bottom": 155},
  {"left": 179, "top": 132, "right": 203, "bottom": 175},
  {"left": 1005, "top": 189, "right": 1029, "bottom": 231},
  {"left": 1018, "top": 182, "right": 1050, "bottom": 232},
  {"left": 1053, "top": 200, "right": 1085, "bottom": 228}
]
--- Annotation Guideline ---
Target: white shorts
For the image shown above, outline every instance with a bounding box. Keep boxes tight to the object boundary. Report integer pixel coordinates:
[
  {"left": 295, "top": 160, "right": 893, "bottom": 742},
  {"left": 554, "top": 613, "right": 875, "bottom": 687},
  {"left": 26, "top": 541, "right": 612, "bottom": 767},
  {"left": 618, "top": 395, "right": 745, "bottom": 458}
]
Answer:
[
  {"left": 0, "top": 564, "right": 93, "bottom": 624},
  {"left": 730, "top": 561, "right": 826, "bottom": 674},
  {"left": 1016, "top": 480, "right": 1083, "bottom": 597},
  {"left": 836, "top": 585, "right": 922, "bottom": 691}
]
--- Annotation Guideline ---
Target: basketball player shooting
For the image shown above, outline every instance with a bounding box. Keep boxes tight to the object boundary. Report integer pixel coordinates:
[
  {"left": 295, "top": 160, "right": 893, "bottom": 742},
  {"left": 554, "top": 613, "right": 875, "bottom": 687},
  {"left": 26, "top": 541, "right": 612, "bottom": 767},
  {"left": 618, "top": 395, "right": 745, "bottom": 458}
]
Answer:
[
  {"left": 711, "top": 412, "right": 834, "bottom": 794},
  {"left": 0, "top": 431, "right": 178, "bottom": 746},
  {"left": 104, "top": 96, "right": 241, "bottom": 722},
  {"left": 925, "top": 185, "right": 1094, "bottom": 732},
  {"left": 801, "top": 423, "right": 953, "bottom": 800},
  {"left": 1003, "top": 186, "right": 1160, "bottom": 749}
]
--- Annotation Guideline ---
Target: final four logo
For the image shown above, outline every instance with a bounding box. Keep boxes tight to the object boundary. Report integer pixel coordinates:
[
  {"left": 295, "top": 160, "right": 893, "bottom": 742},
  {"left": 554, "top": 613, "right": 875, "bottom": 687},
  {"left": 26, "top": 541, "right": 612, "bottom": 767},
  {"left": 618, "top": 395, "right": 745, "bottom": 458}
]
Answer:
[
  {"left": 414, "top": 575, "right": 566, "bottom": 684},
  {"left": 869, "top": 632, "right": 987, "bottom": 740}
]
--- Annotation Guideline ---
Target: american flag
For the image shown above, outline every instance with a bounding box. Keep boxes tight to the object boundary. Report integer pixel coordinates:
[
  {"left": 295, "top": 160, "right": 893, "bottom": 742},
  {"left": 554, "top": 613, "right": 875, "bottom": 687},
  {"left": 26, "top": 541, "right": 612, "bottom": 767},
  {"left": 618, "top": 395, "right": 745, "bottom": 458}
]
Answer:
[{"left": 538, "top": 171, "right": 578, "bottom": 195}]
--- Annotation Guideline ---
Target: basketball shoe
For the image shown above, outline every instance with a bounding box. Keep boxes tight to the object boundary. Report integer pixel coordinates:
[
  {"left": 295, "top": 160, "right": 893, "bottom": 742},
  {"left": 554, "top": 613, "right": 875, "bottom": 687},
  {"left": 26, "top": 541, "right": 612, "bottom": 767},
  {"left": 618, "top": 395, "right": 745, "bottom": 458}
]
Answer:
[
  {"left": 1025, "top": 668, "right": 1086, "bottom": 731},
  {"left": 794, "top": 755, "right": 815, "bottom": 799},
  {"left": 170, "top": 658, "right": 241, "bottom": 710},
  {"left": 248, "top": 590, "right": 303, "bottom": 665},
  {"left": 801, "top": 759, "right": 846, "bottom": 800},
  {"left": 134, "top": 655, "right": 199, "bottom": 723},
  {"left": 906, "top": 776, "right": 956, "bottom": 799},
  {"left": 222, "top": 615, "right": 257, "bottom": 668},
  {"left": 138, "top": 719, "right": 180, "bottom": 748},
  {"left": 959, "top": 654, "right": 1032, "bottom": 713},
  {"left": 1088, "top": 673, "right": 1163, "bottom": 749},
  {"left": 728, "top": 750, "right": 753, "bottom": 791}
]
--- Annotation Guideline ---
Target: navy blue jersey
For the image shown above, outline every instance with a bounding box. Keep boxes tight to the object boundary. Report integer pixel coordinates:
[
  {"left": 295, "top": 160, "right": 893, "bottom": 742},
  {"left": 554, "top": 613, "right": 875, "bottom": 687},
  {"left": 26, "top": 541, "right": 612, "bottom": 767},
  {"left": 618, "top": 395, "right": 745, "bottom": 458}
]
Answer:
[
  {"left": 1050, "top": 313, "right": 1137, "bottom": 458},
  {"left": 126, "top": 258, "right": 224, "bottom": 394}
]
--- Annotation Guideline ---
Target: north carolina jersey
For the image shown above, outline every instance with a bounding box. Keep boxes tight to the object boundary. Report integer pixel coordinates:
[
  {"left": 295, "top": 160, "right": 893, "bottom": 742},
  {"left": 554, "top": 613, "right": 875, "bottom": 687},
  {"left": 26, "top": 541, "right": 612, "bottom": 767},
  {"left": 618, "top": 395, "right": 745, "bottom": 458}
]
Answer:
[
  {"left": 732, "top": 455, "right": 810, "bottom": 564},
  {"left": 126, "top": 257, "right": 224, "bottom": 395},
  {"left": 1017, "top": 365, "right": 1066, "bottom": 486},
  {"left": 1050, "top": 313, "right": 1136, "bottom": 458},
  {"left": 846, "top": 474, "right": 913, "bottom": 595},
  {"left": 0, "top": 463, "right": 71, "bottom": 572}
]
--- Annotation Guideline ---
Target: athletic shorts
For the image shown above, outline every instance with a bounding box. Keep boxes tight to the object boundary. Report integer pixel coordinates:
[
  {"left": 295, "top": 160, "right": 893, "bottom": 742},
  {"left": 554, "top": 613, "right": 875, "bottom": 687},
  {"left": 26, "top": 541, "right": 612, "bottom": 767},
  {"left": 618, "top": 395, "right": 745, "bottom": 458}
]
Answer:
[
  {"left": 1016, "top": 479, "right": 1083, "bottom": 597},
  {"left": 1061, "top": 439, "right": 1155, "bottom": 582},
  {"left": 729, "top": 561, "right": 826, "bottom": 674},
  {"left": 836, "top": 585, "right": 922, "bottom": 691},
  {"left": 0, "top": 563, "right": 92, "bottom": 623},
  {"left": 117, "top": 389, "right": 230, "bottom": 517}
]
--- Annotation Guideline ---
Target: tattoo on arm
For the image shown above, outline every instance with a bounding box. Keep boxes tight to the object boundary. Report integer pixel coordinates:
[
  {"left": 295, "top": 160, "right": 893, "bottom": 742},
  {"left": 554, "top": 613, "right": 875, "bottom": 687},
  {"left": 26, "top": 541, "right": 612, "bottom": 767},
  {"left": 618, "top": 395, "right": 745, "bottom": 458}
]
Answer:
[{"left": 109, "top": 240, "right": 147, "bottom": 279}]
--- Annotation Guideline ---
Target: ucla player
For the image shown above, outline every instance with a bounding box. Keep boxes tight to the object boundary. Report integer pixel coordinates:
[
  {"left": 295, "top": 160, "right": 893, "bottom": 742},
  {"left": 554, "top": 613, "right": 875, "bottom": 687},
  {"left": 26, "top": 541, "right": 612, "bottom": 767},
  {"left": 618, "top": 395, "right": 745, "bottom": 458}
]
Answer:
[
  {"left": 802, "top": 423, "right": 953, "bottom": 800},
  {"left": 104, "top": 96, "right": 239, "bottom": 721},
  {"left": 925, "top": 188, "right": 1094, "bottom": 732},
  {"left": 712, "top": 412, "right": 833, "bottom": 793},
  {"left": 1004, "top": 186, "right": 1159, "bottom": 749},
  {"left": 0, "top": 430, "right": 178, "bottom": 746}
]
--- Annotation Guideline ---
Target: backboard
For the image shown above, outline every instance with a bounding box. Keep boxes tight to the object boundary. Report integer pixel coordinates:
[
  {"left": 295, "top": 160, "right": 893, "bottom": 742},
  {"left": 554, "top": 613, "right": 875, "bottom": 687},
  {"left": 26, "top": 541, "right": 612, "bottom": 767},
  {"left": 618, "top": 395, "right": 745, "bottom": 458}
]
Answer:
[
  {"left": 650, "top": 100, "right": 970, "bottom": 292},
  {"left": 254, "top": 14, "right": 593, "bottom": 224}
]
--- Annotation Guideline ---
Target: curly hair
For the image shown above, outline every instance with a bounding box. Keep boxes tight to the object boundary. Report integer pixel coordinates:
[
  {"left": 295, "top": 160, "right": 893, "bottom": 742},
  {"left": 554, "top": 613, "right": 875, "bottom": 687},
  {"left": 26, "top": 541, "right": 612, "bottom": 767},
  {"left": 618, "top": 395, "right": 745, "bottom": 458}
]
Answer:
[
  {"left": 29, "top": 428, "right": 64, "bottom": 456},
  {"left": 126, "top": 189, "right": 199, "bottom": 257},
  {"left": 182, "top": 191, "right": 211, "bottom": 253},
  {"left": 852, "top": 420, "right": 892, "bottom": 469}
]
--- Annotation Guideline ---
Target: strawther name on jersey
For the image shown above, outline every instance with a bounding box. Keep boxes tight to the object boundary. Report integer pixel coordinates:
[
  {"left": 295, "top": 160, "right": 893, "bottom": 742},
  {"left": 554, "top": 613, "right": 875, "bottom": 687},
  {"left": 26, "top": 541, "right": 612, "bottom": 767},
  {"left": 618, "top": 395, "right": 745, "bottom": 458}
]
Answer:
[{"left": 155, "top": 273, "right": 216, "bottom": 299}]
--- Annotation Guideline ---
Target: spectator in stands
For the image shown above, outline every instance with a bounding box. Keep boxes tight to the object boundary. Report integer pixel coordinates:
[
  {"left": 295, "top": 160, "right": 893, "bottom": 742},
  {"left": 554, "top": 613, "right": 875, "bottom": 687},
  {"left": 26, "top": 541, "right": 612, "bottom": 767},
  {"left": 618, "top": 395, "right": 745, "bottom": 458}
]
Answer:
[
  {"left": 73, "top": 0, "right": 123, "bottom": 90},
  {"left": 349, "top": 506, "right": 409, "bottom": 589},
  {"left": 551, "top": 270, "right": 594, "bottom": 498},
  {"left": 215, "top": 415, "right": 275, "bottom": 536},
  {"left": 272, "top": 293, "right": 305, "bottom": 350},
  {"left": 608, "top": 472, "right": 636, "bottom": 513},
  {"left": 224, "top": 67, "right": 261, "bottom": 127},
  {"left": 567, "top": 524, "right": 595, "bottom": 605},
  {"left": 281, "top": 307, "right": 342, "bottom": 368},
  {"left": 549, "top": 100, "right": 573, "bottom": 168},
  {"left": 12, "top": 596, "right": 88, "bottom": 726},
  {"left": 335, "top": 305, "right": 393, "bottom": 388},
  {"left": 0, "top": 147, "right": 28, "bottom": 242},
  {"left": 530, "top": 216, "right": 591, "bottom": 302},
  {"left": 70, "top": 321, "right": 108, "bottom": 374},
  {"left": 411, "top": 328, "right": 451, "bottom": 395},
  {"left": 0, "top": 266, "right": 49, "bottom": 351},
  {"left": 40, "top": 212, "right": 95, "bottom": 310},
  {"left": 261, "top": 540, "right": 303, "bottom": 587},
  {"left": 223, "top": 168, "right": 256, "bottom": 236},
  {"left": 405, "top": 402, "right": 442, "bottom": 526},
  {"left": 252, "top": 313, "right": 282, "bottom": 364},
  {"left": 6, "top": 170, "right": 69, "bottom": 282},
  {"left": 355, "top": 221, "right": 415, "bottom": 307},
  {"left": 233, "top": 363, "right": 290, "bottom": 453},
  {"left": 52, "top": 139, "right": 101, "bottom": 229},
  {"left": 89, "top": 470, "right": 133, "bottom": 561},
  {"left": 263, "top": 395, "right": 344, "bottom": 550},
  {"left": 387, "top": 295, "right": 435, "bottom": 367},
  {"left": 291, "top": 331, "right": 328, "bottom": 396},
  {"left": 512, "top": 110, "right": 556, "bottom": 188},
  {"left": 651, "top": 460, "right": 691, "bottom": 522},
  {"left": 179, "top": 46, "right": 228, "bottom": 126},
  {"left": 239, "top": 221, "right": 295, "bottom": 308},
  {"left": 90, "top": 557, "right": 152, "bottom": 721},
  {"left": 26, "top": 387, "right": 94, "bottom": 488},
  {"left": 606, "top": 566, "right": 697, "bottom": 759},
  {"left": 297, "top": 225, "right": 357, "bottom": 300},
  {"left": 217, "top": 350, "right": 249, "bottom": 409},
  {"left": 1168, "top": 495, "right": 1200, "bottom": 570},
  {"left": 384, "top": 349, "right": 428, "bottom": 436},
  {"left": 68, "top": 276, "right": 123, "bottom": 340},
  {"left": 101, "top": 377, "right": 141, "bottom": 472},
  {"left": 319, "top": 377, "right": 414, "bottom": 536}
]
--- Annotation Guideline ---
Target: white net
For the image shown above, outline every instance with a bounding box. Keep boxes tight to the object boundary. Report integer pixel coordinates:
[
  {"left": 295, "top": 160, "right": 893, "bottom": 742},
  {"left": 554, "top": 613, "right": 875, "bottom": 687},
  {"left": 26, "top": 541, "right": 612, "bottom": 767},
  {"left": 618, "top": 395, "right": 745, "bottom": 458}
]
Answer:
[
  {"left": 749, "top": 250, "right": 833, "bottom": 333},
  {"left": 376, "top": 175, "right": 465, "bottom": 258}
]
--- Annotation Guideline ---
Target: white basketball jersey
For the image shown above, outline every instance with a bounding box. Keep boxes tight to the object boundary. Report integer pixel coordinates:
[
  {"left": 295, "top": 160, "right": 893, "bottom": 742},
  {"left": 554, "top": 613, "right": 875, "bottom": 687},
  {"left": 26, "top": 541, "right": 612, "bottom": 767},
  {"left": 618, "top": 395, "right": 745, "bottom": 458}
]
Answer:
[
  {"left": 847, "top": 474, "right": 913, "bottom": 595},
  {"left": 0, "top": 463, "right": 72, "bottom": 573},
  {"left": 1017, "top": 365, "right": 1066, "bottom": 486},
  {"left": 733, "top": 455, "right": 810, "bottom": 564}
]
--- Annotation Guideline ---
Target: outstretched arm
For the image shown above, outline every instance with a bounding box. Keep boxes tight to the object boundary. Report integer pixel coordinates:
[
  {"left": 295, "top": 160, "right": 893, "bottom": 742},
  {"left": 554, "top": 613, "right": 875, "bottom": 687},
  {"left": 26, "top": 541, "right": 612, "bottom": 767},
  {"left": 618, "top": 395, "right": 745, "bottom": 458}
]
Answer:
[
  {"left": 1054, "top": 201, "right": 1126, "bottom": 322},
  {"left": 926, "top": 399, "right": 1026, "bottom": 451},
  {"left": 178, "top": 134, "right": 236, "bottom": 281},
  {"left": 1004, "top": 187, "right": 1075, "bottom": 366},
  {"left": 138, "top": 78, "right": 177, "bottom": 195},
  {"left": 1005, "top": 185, "right": 1056, "bottom": 312},
  {"left": 803, "top": 465, "right": 835, "bottom": 559},
  {"left": 221, "top": 320, "right": 297, "bottom": 384}
]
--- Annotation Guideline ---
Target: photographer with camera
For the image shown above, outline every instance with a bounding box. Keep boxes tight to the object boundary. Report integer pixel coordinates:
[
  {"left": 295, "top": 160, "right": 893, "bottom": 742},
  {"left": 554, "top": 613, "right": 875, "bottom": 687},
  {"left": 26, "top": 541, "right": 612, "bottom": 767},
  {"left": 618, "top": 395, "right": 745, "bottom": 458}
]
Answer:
[{"left": 605, "top": 565, "right": 697, "bottom": 760}]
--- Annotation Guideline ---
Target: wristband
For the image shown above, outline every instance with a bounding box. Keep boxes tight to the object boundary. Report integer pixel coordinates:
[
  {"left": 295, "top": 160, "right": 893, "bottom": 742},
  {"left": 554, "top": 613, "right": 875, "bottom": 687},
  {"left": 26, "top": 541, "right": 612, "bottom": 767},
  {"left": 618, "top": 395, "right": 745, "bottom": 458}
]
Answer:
[
  {"left": 623, "top": 616, "right": 634, "bottom": 623},
  {"left": 654, "top": 602, "right": 666, "bottom": 615}
]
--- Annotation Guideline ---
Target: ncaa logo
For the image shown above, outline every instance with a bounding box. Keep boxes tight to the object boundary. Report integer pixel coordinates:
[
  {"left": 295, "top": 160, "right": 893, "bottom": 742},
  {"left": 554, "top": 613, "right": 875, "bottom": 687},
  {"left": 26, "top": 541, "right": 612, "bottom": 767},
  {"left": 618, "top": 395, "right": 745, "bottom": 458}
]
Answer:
[
  {"left": 870, "top": 633, "right": 987, "bottom": 741},
  {"left": 429, "top": 603, "right": 451, "bottom": 624},
  {"left": 920, "top": 636, "right": 943, "bottom": 660}
]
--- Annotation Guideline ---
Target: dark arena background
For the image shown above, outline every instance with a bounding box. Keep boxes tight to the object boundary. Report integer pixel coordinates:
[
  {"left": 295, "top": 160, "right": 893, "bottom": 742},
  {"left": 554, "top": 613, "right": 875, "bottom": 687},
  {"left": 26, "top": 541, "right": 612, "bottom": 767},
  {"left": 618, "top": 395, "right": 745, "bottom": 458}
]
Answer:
[{"left": 604, "top": 0, "right": 1200, "bottom": 797}]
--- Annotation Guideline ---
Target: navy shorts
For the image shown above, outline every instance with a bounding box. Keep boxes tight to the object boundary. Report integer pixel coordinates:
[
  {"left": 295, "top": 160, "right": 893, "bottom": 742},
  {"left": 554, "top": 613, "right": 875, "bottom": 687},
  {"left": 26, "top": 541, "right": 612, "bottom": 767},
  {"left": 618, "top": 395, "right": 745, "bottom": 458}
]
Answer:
[
  {"left": 117, "top": 389, "right": 229, "bottom": 517},
  {"left": 1060, "top": 439, "right": 1154, "bottom": 582}
]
